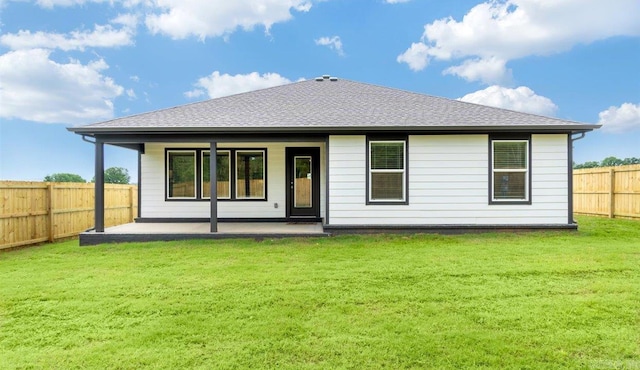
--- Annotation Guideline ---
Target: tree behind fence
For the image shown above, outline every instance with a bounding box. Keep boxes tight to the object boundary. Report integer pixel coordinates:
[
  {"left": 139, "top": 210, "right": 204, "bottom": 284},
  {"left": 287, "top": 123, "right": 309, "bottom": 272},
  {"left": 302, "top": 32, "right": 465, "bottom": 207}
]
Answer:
[{"left": 0, "top": 181, "right": 137, "bottom": 249}]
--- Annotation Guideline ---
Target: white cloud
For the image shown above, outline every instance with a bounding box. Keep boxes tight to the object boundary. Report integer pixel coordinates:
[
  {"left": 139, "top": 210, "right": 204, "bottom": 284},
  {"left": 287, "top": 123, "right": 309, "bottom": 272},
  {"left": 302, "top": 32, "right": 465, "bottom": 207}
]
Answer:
[
  {"left": 111, "top": 13, "right": 140, "bottom": 29},
  {"left": 385, "top": 0, "right": 411, "bottom": 3},
  {"left": 183, "top": 89, "right": 205, "bottom": 99},
  {"left": 598, "top": 103, "right": 640, "bottom": 133},
  {"left": 458, "top": 85, "right": 557, "bottom": 116},
  {"left": 34, "top": 0, "right": 150, "bottom": 6},
  {"left": 28, "top": 0, "right": 313, "bottom": 41},
  {"left": 398, "top": 0, "right": 640, "bottom": 83},
  {"left": 315, "top": 36, "right": 344, "bottom": 56},
  {"left": 35, "top": 0, "right": 111, "bottom": 7},
  {"left": 0, "top": 49, "right": 124, "bottom": 124},
  {"left": 443, "top": 57, "right": 512, "bottom": 86},
  {"left": 185, "top": 71, "right": 292, "bottom": 99},
  {"left": 0, "top": 23, "right": 135, "bottom": 51},
  {"left": 145, "top": 1, "right": 313, "bottom": 40},
  {"left": 396, "top": 42, "right": 430, "bottom": 71}
]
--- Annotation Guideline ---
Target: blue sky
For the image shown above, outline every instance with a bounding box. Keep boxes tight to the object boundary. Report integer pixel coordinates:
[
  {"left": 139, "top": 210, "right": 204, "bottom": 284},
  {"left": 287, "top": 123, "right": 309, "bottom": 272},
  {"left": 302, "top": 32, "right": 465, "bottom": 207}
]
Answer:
[{"left": 1, "top": 0, "right": 639, "bottom": 182}]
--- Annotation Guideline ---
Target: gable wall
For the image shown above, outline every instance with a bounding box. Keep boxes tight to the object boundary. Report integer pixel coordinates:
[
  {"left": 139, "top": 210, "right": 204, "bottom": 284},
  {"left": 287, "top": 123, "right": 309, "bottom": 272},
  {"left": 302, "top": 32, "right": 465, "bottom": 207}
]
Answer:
[
  {"left": 328, "top": 134, "right": 569, "bottom": 225},
  {"left": 140, "top": 142, "right": 325, "bottom": 219}
]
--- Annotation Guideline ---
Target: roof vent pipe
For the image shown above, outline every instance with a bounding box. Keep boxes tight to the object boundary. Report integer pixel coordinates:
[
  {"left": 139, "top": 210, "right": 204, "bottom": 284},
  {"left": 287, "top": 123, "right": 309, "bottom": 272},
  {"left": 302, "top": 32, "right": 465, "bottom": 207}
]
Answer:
[{"left": 315, "top": 75, "right": 337, "bottom": 81}]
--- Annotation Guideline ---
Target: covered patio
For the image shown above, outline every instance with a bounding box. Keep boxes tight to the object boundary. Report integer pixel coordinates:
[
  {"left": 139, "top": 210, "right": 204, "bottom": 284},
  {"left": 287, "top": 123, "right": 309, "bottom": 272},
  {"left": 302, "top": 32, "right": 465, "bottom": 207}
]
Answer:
[{"left": 79, "top": 222, "right": 329, "bottom": 245}]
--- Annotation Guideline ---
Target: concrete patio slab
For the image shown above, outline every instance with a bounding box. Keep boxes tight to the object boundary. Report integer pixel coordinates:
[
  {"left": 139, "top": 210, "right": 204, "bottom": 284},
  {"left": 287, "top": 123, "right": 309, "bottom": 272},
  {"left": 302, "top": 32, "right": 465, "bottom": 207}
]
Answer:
[
  {"left": 101, "top": 222, "right": 324, "bottom": 234},
  {"left": 79, "top": 222, "right": 329, "bottom": 246}
]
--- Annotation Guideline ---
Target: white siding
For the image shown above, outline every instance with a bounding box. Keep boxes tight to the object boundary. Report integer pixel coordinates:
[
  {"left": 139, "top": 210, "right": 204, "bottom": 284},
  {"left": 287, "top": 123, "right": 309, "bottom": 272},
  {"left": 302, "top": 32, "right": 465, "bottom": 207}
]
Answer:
[
  {"left": 328, "top": 134, "right": 569, "bottom": 225},
  {"left": 141, "top": 142, "right": 325, "bottom": 219}
]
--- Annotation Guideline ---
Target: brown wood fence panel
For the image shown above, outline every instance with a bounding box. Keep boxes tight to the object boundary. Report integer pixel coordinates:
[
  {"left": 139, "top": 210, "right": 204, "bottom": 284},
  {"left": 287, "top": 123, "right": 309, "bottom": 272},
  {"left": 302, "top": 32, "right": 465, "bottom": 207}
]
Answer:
[
  {"left": 236, "top": 179, "right": 265, "bottom": 198},
  {"left": 295, "top": 178, "right": 312, "bottom": 207},
  {"left": 201, "top": 181, "right": 231, "bottom": 198},
  {"left": 0, "top": 181, "right": 138, "bottom": 249},
  {"left": 573, "top": 164, "right": 640, "bottom": 219}
]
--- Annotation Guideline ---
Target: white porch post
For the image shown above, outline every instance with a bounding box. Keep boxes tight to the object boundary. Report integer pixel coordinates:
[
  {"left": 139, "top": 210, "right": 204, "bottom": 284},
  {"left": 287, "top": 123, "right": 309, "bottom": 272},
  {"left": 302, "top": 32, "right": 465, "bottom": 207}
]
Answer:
[{"left": 210, "top": 141, "right": 218, "bottom": 232}]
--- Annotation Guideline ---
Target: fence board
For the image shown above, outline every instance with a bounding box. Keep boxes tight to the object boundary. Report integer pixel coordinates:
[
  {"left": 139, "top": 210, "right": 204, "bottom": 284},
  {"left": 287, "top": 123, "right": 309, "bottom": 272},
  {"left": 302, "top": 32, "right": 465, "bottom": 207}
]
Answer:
[
  {"left": 0, "top": 181, "right": 138, "bottom": 249},
  {"left": 573, "top": 164, "right": 640, "bottom": 219}
]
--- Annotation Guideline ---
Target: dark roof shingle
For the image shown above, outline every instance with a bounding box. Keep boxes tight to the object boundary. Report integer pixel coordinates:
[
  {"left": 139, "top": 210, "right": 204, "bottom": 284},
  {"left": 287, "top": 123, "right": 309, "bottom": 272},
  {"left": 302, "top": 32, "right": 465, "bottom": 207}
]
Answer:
[{"left": 70, "top": 78, "right": 599, "bottom": 134}]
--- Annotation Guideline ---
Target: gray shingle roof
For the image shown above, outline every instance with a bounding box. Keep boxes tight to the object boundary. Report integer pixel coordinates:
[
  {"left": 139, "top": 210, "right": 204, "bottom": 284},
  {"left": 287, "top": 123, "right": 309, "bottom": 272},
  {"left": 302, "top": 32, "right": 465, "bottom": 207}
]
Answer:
[{"left": 70, "top": 77, "right": 599, "bottom": 134}]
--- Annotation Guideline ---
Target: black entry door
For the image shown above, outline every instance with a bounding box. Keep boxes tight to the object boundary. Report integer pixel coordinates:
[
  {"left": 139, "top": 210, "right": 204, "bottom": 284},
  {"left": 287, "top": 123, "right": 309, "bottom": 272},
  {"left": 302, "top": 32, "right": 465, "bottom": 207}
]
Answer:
[{"left": 286, "top": 147, "right": 320, "bottom": 218}]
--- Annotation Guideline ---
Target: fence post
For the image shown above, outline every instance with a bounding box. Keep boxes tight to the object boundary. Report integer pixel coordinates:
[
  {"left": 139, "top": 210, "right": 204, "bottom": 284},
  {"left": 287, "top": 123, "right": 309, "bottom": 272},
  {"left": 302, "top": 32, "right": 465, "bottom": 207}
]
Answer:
[
  {"left": 608, "top": 168, "right": 615, "bottom": 218},
  {"left": 47, "top": 183, "right": 55, "bottom": 242},
  {"left": 129, "top": 185, "right": 135, "bottom": 223}
]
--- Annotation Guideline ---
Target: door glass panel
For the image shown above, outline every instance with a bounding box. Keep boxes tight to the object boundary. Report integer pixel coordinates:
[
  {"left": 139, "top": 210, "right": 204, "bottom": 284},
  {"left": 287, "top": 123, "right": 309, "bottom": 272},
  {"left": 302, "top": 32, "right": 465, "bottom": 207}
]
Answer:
[{"left": 294, "top": 156, "right": 312, "bottom": 208}]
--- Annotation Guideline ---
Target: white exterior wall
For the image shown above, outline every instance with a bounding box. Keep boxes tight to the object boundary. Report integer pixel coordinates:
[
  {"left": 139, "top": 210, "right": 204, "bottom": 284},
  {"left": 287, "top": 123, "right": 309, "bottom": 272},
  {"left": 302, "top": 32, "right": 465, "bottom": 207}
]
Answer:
[
  {"left": 328, "top": 134, "right": 569, "bottom": 225},
  {"left": 140, "top": 142, "right": 325, "bottom": 219}
]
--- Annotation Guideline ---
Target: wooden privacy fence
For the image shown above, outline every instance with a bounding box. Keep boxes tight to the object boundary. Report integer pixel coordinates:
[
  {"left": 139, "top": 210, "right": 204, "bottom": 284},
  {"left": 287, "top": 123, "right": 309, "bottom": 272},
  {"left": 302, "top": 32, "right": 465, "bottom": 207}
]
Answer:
[
  {"left": 573, "top": 164, "right": 640, "bottom": 219},
  {"left": 175, "top": 180, "right": 264, "bottom": 198},
  {"left": 0, "top": 181, "right": 138, "bottom": 249}
]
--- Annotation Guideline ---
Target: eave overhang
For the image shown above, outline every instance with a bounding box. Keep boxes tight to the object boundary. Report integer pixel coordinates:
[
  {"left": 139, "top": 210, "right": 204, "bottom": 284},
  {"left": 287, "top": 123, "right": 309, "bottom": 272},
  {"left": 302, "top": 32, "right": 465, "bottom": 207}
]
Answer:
[{"left": 68, "top": 124, "right": 601, "bottom": 140}]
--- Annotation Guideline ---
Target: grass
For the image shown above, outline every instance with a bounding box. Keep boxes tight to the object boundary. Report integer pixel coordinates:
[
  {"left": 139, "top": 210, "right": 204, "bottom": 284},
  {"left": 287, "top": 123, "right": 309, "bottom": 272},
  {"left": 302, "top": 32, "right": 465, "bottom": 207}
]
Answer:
[{"left": 1, "top": 216, "right": 639, "bottom": 369}]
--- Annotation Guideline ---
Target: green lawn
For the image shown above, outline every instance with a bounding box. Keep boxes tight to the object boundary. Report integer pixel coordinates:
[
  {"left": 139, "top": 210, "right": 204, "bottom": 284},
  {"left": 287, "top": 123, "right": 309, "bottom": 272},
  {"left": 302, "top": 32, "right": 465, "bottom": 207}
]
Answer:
[{"left": 1, "top": 216, "right": 639, "bottom": 369}]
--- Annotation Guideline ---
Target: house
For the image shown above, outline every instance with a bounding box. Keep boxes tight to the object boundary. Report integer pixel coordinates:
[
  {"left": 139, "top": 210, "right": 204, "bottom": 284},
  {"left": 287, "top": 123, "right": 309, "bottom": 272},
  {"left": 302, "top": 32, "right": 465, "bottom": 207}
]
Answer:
[{"left": 69, "top": 76, "right": 599, "bottom": 245}]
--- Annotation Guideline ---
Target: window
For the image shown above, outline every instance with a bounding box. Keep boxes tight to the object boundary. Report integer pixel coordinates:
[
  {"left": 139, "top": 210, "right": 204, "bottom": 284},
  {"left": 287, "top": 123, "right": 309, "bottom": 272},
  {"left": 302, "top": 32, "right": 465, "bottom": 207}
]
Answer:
[
  {"left": 490, "top": 138, "right": 530, "bottom": 203},
  {"left": 368, "top": 139, "right": 407, "bottom": 203},
  {"left": 236, "top": 151, "right": 265, "bottom": 199},
  {"left": 166, "top": 148, "right": 266, "bottom": 201},
  {"left": 167, "top": 150, "right": 196, "bottom": 199},
  {"left": 202, "top": 151, "right": 230, "bottom": 199}
]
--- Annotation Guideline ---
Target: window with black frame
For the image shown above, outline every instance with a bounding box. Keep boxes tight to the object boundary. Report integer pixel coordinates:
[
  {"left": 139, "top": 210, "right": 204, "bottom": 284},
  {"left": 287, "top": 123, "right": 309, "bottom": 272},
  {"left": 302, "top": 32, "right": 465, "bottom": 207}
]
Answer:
[
  {"left": 167, "top": 150, "right": 196, "bottom": 199},
  {"left": 236, "top": 151, "right": 265, "bottom": 199},
  {"left": 202, "top": 151, "right": 230, "bottom": 199},
  {"left": 166, "top": 148, "right": 266, "bottom": 201}
]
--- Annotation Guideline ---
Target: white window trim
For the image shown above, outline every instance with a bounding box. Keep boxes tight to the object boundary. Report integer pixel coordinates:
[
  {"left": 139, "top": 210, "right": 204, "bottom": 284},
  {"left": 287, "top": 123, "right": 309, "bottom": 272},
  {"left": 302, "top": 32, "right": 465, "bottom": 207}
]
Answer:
[
  {"left": 368, "top": 140, "right": 407, "bottom": 203},
  {"left": 166, "top": 150, "right": 197, "bottom": 200},
  {"left": 201, "top": 150, "right": 231, "bottom": 200},
  {"left": 491, "top": 139, "right": 529, "bottom": 202},
  {"left": 235, "top": 150, "right": 266, "bottom": 200}
]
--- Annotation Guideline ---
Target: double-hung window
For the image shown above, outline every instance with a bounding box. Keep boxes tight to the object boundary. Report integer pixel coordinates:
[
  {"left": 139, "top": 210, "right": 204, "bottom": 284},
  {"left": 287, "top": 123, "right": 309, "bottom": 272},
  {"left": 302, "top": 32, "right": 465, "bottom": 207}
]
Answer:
[
  {"left": 490, "top": 136, "right": 531, "bottom": 203},
  {"left": 367, "top": 138, "right": 408, "bottom": 204}
]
